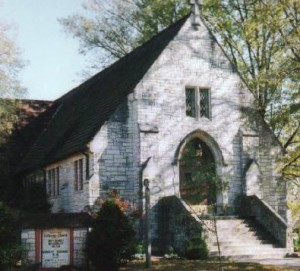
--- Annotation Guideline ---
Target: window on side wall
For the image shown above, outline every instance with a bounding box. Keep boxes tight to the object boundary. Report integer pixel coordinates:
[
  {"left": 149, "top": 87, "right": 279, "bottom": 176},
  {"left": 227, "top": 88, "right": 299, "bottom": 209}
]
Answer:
[
  {"left": 74, "top": 159, "right": 83, "bottom": 191},
  {"left": 47, "top": 167, "right": 60, "bottom": 197},
  {"left": 185, "top": 87, "right": 210, "bottom": 119}
]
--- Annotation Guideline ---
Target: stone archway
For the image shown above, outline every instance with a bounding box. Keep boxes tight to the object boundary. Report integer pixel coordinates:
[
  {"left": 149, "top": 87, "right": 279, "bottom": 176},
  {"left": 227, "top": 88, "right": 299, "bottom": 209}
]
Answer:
[{"left": 175, "top": 131, "right": 224, "bottom": 214}]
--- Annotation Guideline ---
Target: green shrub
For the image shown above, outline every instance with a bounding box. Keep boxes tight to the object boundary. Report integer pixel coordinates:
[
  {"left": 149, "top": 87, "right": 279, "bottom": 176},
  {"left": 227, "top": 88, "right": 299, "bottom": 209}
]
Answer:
[
  {"left": 86, "top": 200, "right": 137, "bottom": 270},
  {"left": 294, "top": 234, "right": 300, "bottom": 252},
  {"left": 20, "top": 182, "right": 52, "bottom": 214},
  {"left": 183, "top": 235, "right": 208, "bottom": 260},
  {"left": 157, "top": 196, "right": 202, "bottom": 255},
  {"left": 0, "top": 202, "right": 22, "bottom": 269}
]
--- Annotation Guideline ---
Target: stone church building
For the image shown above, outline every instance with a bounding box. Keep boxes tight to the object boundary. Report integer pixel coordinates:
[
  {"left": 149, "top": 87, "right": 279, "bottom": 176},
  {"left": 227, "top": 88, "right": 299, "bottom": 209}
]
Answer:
[{"left": 17, "top": 4, "right": 292, "bottom": 267}]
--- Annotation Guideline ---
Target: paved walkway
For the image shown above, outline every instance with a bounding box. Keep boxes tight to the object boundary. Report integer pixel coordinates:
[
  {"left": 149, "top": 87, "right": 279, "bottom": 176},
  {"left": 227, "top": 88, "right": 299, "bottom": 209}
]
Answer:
[{"left": 236, "top": 258, "right": 300, "bottom": 267}]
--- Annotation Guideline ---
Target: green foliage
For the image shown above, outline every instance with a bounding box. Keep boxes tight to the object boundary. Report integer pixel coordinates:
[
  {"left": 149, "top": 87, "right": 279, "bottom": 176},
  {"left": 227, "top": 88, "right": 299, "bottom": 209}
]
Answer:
[
  {"left": 183, "top": 235, "right": 208, "bottom": 260},
  {"left": 0, "top": 22, "right": 25, "bottom": 99},
  {"left": 59, "top": 0, "right": 189, "bottom": 72},
  {"left": 294, "top": 237, "right": 300, "bottom": 252},
  {"left": 0, "top": 99, "right": 20, "bottom": 203},
  {"left": 201, "top": 0, "right": 300, "bottom": 180},
  {"left": 132, "top": 0, "right": 189, "bottom": 45},
  {"left": 20, "top": 182, "right": 52, "bottom": 214},
  {"left": 157, "top": 196, "right": 202, "bottom": 256},
  {"left": 135, "top": 242, "right": 145, "bottom": 255},
  {"left": 180, "top": 139, "right": 219, "bottom": 206},
  {"left": 0, "top": 21, "right": 25, "bottom": 202},
  {"left": 0, "top": 202, "right": 21, "bottom": 269},
  {"left": 86, "top": 200, "right": 137, "bottom": 271}
]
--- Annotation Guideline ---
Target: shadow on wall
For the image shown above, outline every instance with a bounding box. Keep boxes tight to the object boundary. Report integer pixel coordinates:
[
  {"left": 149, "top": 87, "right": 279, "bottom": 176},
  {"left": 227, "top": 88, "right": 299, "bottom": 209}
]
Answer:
[{"left": 154, "top": 195, "right": 203, "bottom": 255}]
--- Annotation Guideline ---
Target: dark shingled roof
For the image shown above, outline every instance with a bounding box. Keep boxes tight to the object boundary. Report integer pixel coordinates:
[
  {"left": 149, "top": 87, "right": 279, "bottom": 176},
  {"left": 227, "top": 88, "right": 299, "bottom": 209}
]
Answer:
[{"left": 18, "top": 15, "right": 189, "bottom": 174}]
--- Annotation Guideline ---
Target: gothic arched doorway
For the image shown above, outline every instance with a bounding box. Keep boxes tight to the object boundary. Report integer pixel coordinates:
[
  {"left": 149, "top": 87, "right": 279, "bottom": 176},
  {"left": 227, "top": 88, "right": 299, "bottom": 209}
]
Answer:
[{"left": 179, "top": 138, "right": 217, "bottom": 213}]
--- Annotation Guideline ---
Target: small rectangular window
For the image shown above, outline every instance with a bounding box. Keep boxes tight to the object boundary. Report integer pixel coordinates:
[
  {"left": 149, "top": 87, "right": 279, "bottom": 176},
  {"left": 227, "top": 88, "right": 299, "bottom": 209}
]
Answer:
[
  {"left": 185, "top": 88, "right": 196, "bottom": 117},
  {"left": 47, "top": 171, "right": 52, "bottom": 196},
  {"left": 185, "top": 87, "right": 210, "bottom": 119},
  {"left": 56, "top": 168, "right": 60, "bottom": 196},
  {"left": 52, "top": 170, "right": 56, "bottom": 197},
  {"left": 47, "top": 167, "right": 60, "bottom": 197},
  {"left": 74, "top": 159, "right": 84, "bottom": 191},
  {"left": 199, "top": 89, "right": 210, "bottom": 118}
]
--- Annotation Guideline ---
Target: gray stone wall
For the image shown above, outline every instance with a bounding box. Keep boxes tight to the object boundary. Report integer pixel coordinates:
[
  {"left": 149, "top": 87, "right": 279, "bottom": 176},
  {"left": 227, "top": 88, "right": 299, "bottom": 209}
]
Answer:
[
  {"left": 86, "top": 15, "right": 287, "bottom": 239},
  {"left": 134, "top": 16, "right": 252, "bottom": 212},
  {"left": 46, "top": 153, "right": 96, "bottom": 213},
  {"left": 21, "top": 229, "right": 36, "bottom": 265},
  {"left": 73, "top": 228, "right": 88, "bottom": 267},
  {"left": 90, "top": 94, "right": 141, "bottom": 206}
]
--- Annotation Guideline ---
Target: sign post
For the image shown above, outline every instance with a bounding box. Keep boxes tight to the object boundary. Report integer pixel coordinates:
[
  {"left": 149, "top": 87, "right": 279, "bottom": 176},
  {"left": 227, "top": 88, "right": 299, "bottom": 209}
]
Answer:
[{"left": 144, "top": 179, "right": 151, "bottom": 269}]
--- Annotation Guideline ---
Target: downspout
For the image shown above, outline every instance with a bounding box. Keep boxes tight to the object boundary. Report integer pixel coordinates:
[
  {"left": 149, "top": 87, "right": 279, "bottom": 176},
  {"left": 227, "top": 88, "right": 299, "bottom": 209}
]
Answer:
[{"left": 138, "top": 157, "right": 151, "bottom": 239}]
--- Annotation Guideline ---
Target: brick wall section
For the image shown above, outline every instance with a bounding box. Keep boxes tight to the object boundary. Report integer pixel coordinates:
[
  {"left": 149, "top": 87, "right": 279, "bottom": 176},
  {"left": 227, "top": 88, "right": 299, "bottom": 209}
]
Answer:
[
  {"left": 73, "top": 228, "right": 88, "bottom": 267},
  {"left": 21, "top": 229, "right": 36, "bottom": 264}
]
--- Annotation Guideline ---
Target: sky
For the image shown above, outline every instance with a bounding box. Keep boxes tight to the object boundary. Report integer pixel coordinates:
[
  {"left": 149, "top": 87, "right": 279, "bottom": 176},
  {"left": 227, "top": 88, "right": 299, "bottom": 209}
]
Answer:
[{"left": 0, "top": 0, "right": 90, "bottom": 101}]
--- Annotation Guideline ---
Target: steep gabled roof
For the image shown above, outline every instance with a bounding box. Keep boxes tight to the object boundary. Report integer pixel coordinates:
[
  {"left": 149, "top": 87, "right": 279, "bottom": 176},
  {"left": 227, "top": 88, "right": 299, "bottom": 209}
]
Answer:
[{"left": 18, "top": 15, "right": 190, "bottom": 174}]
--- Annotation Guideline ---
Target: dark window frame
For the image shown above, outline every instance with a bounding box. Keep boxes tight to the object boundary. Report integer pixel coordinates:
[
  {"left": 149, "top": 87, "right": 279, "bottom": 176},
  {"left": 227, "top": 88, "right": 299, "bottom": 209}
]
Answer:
[
  {"left": 74, "top": 158, "right": 84, "bottom": 191},
  {"left": 47, "top": 167, "right": 60, "bottom": 197},
  {"left": 185, "top": 87, "right": 211, "bottom": 119}
]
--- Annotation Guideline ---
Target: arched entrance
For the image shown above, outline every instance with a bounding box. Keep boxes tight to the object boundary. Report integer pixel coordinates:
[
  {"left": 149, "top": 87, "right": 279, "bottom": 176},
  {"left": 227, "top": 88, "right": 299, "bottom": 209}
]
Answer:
[{"left": 179, "top": 137, "right": 218, "bottom": 213}]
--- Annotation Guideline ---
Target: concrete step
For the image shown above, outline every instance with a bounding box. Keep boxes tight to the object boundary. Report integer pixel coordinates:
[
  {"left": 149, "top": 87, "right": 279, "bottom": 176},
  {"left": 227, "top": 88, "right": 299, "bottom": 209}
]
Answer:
[
  {"left": 201, "top": 216, "right": 286, "bottom": 260},
  {"left": 210, "top": 253, "right": 287, "bottom": 260},
  {"left": 208, "top": 241, "right": 280, "bottom": 247},
  {"left": 209, "top": 247, "right": 286, "bottom": 255},
  {"left": 209, "top": 243, "right": 275, "bottom": 251}
]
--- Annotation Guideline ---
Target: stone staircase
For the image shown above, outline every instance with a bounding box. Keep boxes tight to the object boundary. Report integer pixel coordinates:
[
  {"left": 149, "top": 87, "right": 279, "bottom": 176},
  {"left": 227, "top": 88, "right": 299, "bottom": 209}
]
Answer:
[{"left": 201, "top": 216, "right": 287, "bottom": 260}]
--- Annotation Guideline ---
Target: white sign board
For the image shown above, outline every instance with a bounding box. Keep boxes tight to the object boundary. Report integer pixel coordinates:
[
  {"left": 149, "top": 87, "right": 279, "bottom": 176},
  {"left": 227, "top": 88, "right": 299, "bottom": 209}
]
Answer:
[{"left": 42, "top": 229, "right": 70, "bottom": 268}]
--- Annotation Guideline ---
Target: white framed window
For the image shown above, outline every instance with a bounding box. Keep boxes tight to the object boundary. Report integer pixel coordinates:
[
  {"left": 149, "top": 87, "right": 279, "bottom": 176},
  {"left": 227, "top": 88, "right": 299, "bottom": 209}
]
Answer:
[
  {"left": 47, "top": 167, "right": 60, "bottom": 197},
  {"left": 185, "top": 87, "right": 211, "bottom": 119},
  {"left": 74, "top": 159, "right": 83, "bottom": 191}
]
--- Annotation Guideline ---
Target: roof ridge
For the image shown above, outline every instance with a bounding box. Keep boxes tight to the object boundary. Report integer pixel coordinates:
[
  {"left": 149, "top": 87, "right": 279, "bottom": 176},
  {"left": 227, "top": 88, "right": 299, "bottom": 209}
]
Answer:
[
  {"left": 56, "top": 14, "right": 190, "bottom": 102},
  {"left": 18, "top": 14, "right": 190, "bottom": 173}
]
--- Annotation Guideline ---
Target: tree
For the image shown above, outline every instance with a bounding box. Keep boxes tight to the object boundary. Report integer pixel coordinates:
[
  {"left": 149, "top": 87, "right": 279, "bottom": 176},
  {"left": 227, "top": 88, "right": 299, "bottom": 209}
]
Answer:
[
  {"left": 0, "top": 20, "right": 25, "bottom": 203},
  {"left": 20, "top": 182, "right": 52, "bottom": 214},
  {"left": 0, "top": 202, "right": 21, "bottom": 269},
  {"left": 86, "top": 200, "right": 137, "bottom": 271},
  {"left": 0, "top": 21, "right": 25, "bottom": 127},
  {"left": 59, "top": 0, "right": 189, "bottom": 72},
  {"left": 201, "top": 0, "right": 300, "bottom": 181}
]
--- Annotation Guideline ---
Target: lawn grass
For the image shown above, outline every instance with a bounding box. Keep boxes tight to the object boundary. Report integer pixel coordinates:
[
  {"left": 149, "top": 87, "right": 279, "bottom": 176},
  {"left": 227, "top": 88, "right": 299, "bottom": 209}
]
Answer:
[{"left": 121, "top": 259, "right": 300, "bottom": 271}]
